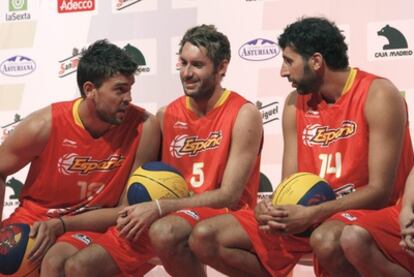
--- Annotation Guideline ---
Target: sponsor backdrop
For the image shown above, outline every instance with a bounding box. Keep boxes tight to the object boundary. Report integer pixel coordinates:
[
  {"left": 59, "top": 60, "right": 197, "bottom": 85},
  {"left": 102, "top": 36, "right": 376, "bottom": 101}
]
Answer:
[{"left": 1, "top": 0, "right": 413, "bottom": 275}]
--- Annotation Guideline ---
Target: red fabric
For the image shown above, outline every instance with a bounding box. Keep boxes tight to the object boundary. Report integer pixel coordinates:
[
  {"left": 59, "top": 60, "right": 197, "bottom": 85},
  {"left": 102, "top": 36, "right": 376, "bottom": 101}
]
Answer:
[
  {"left": 18, "top": 99, "right": 146, "bottom": 217},
  {"left": 94, "top": 226, "right": 155, "bottom": 277},
  {"left": 232, "top": 209, "right": 311, "bottom": 277},
  {"left": 162, "top": 90, "right": 261, "bottom": 209},
  {"left": 334, "top": 206, "right": 414, "bottom": 273},
  {"left": 296, "top": 69, "right": 413, "bottom": 203},
  {"left": 172, "top": 207, "right": 229, "bottom": 227}
]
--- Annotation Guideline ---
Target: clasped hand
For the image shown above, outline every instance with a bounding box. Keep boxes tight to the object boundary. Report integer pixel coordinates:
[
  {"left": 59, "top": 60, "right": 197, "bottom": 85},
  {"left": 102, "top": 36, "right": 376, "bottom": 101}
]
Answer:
[
  {"left": 254, "top": 198, "right": 314, "bottom": 235},
  {"left": 399, "top": 205, "right": 414, "bottom": 256}
]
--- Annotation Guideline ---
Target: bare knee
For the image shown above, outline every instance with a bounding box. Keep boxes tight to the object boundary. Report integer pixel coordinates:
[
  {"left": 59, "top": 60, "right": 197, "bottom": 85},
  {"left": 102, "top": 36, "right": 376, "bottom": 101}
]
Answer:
[
  {"left": 189, "top": 221, "right": 217, "bottom": 261},
  {"left": 149, "top": 216, "right": 190, "bottom": 254},
  {"left": 310, "top": 225, "right": 342, "bottom": 262},
  {"left": 41, "top": 253, "right": 66, "bottom": 275},
  {"left": 340, "top": 225, "right": 372, "bottom": 260},
  {"left": 65, "top": 254, "right": 90, "bottom": 277}
]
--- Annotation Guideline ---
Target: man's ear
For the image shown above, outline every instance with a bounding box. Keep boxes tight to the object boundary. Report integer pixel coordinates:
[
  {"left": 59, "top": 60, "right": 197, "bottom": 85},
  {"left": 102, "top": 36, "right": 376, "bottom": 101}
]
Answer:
[
  {"left": 83, "top": 81, "right": 96, "bottom": 98},
  {"left": 217, "top": 59, "right": 229, "bottom": 77},
  {"left": 310, "top": 52, "right": 323, "bottom": 71}
]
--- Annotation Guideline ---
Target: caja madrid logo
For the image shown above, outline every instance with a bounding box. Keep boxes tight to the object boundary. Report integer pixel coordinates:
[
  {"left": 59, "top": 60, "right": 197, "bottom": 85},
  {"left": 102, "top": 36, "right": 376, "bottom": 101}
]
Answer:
[
  {"left": 57, "top": 153, "right": 125, "bottom": 175},
  {"left": 169, "top": 132, "right": 222, "bottom": 158},
  {"left": 57, "top": 0, "right": 95, "bottom": 13},
  {"left": 302, "top": 121, "right": 357, "bottom": 147}
]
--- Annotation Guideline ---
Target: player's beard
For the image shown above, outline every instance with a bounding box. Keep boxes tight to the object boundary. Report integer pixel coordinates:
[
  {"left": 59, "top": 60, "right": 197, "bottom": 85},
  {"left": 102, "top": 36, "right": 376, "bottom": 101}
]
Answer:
[
  {"left": 96, "top": 106, "right": 126, "bottom": 125},
  {"left": 182, "top": 71, "right": 218, "bottom": 101},
  {"left": 295, "top": 64, "right": 321, "bottom": 95}
]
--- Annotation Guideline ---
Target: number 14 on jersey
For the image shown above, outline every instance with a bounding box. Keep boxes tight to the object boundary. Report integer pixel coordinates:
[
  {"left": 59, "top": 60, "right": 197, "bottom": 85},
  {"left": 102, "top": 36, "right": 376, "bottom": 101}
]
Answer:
[{"left": 319, "top": 153, "right": 342, "bottom": 178}]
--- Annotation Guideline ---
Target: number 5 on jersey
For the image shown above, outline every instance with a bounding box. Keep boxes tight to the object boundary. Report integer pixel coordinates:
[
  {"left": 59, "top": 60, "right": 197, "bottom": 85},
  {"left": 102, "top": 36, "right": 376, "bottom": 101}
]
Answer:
[{"left": 190, "top": 162, "right": 205, "bottom": 188}]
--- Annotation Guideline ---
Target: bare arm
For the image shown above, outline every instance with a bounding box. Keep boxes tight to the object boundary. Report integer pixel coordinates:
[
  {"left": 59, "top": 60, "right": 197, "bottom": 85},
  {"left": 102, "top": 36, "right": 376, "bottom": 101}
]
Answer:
[
  {"left": 255, "top": 92, "right": 296, "bottom": 225},
  {"left": 309, "top": 79, "right": 407, "bottom": 223},
  {"left": 0, "top": 107, "right": 51, "bottom": 223},
  {"left": 281, "top": 91, "right": 298, "bottom": 179}
]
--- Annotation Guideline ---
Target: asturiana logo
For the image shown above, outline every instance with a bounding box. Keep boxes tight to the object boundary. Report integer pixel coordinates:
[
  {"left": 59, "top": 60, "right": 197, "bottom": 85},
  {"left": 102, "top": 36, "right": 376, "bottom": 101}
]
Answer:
[
  {"left": 57, "top": 0, "right": 95, "bottom": 13},
  {"left": 0, "top": 55, "right": 36, "bottom": 77},
  {"left": 239, "top": 38, "right": 279, "bottom": 61}
]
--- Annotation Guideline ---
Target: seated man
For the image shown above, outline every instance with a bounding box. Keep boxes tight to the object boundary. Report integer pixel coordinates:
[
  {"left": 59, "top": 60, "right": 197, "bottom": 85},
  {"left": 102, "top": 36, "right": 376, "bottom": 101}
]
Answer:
[
  {"left": 63, "top": 24, "right": 263, "bottom": 277},
  {"left": 188, "top": 17, "right": 414, "bottom": 277},
  {"left": 340, "top": 166, "right": 414, "bottom": 276},
  {"left": 0, "top": 39, "right": 160, "bottom": 276}
]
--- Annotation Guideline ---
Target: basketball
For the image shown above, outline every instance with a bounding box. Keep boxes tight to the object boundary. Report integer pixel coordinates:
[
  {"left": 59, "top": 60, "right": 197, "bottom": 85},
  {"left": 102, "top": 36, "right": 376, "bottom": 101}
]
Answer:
[
  {"left": 271, "top": 172, "right": 336, "bottom": 236},
  {"left": 0, "top": 223, "right": 40, "bottom": 277},
  {"left": 127, "top": 161, "right": 189, "bottom": 204}
]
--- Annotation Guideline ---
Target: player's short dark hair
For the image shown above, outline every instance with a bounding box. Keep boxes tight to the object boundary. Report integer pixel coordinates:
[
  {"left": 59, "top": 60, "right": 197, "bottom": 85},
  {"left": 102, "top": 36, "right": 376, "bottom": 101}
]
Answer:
[
  {"left": 77, "top": 39, "right": 138, "bottom": 97},
  {"left": 179, "top": 24, "right": 231, "bottom": 69},
  {"left": 278, "top": 17, "right": 349, "bottom": 69}
]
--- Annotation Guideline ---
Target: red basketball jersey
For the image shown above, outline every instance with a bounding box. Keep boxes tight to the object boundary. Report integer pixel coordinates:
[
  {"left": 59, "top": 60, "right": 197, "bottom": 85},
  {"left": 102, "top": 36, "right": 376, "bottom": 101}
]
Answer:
[
  {"left": 18, "top": 99, "right": 146, "bottom": 217},
  {"left": 162, "top": 90, "right": 261, "bottom": 209},
  {"left": 296, "top": 68, "right": 413, "bottom": 203}
]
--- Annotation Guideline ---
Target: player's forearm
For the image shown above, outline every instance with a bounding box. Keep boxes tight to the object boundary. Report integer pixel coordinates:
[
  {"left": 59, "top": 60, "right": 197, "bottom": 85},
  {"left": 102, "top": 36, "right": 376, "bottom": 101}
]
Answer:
[
  {"left": 310, "top": 185, "right": 390, "bottom": 224},
  {"left": 62, "top": 206, "right": 124, "bottom": 232},
  {"left": 158, "top": 188, "right": 239, "bottom": 215}
]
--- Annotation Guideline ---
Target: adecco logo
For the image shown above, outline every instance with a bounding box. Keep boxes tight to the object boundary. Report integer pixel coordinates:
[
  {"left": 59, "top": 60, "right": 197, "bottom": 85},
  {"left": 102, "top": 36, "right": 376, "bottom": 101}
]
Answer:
[
  {"left": 57, "top": 0, "right": 95, "bottom": 13},
  {"left": 0, "top": 55, "right": 36, "bottom": 77},
  {"left": 238, "top": 38, "right": 279, "bottom": 61}
]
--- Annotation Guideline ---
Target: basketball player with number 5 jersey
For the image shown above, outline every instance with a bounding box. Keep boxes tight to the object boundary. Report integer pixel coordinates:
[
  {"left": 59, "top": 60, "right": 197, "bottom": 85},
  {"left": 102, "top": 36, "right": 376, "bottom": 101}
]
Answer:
[{"left": 162, "top": 89, "right": 259, "bottom": 208}]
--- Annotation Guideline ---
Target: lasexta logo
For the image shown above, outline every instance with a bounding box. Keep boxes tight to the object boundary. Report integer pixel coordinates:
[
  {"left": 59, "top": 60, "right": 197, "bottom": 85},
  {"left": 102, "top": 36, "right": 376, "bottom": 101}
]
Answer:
[{"left": 9, "top": 0, "right": 27, "bottom": 11}]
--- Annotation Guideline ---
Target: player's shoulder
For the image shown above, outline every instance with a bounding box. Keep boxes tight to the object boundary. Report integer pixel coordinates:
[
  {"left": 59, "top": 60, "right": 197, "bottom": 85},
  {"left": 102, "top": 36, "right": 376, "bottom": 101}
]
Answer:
[
  {"left": 285, "top": 90, "right": 298, "bottom": 105},
  {"left": 23, "top": 105, "right": 52, "bottom": 131},
  {"left": 9, "top": 105, "right": 52, "bottom": 144},
  {"left": 367, "top": 77, "right": 403, "bottom": 106},
  {"left": 236, "top": 102, "right": 262, "bottom": 127}
]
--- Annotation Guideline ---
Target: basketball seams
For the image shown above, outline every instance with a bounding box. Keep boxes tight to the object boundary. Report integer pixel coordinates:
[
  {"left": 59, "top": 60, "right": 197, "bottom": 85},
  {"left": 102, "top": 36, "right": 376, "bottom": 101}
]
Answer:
[
  {"left": 135, "top": 173, "right": 181, "bottom": 198},
  {"left": 273, "top": 172, "right": 310, "bottom": 204}
]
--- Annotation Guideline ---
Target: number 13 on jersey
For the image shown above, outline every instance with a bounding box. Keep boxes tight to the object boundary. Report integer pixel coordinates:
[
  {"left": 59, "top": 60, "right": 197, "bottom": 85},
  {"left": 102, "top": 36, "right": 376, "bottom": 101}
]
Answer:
[{"left": 319, "top": 152, "right": 342, "bottom": 178}]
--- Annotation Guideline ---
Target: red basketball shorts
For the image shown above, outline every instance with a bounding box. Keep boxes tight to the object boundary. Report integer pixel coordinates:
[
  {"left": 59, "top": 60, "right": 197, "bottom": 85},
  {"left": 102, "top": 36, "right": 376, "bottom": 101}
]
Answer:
[
  {"left": 232, "top": 208, "right": 312, "bottom": 277},
  {"left": 333, "top": 207, "right": 414, "bottom": 273},
  {"left": 93, "top": 226, "right": 155, "bottom": 277},
  {"left": 232, "top": 208, "right": 381, "bottom": 277},
  {"left": 172, "top": 207, "right": 229, "bottom": 226}
]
